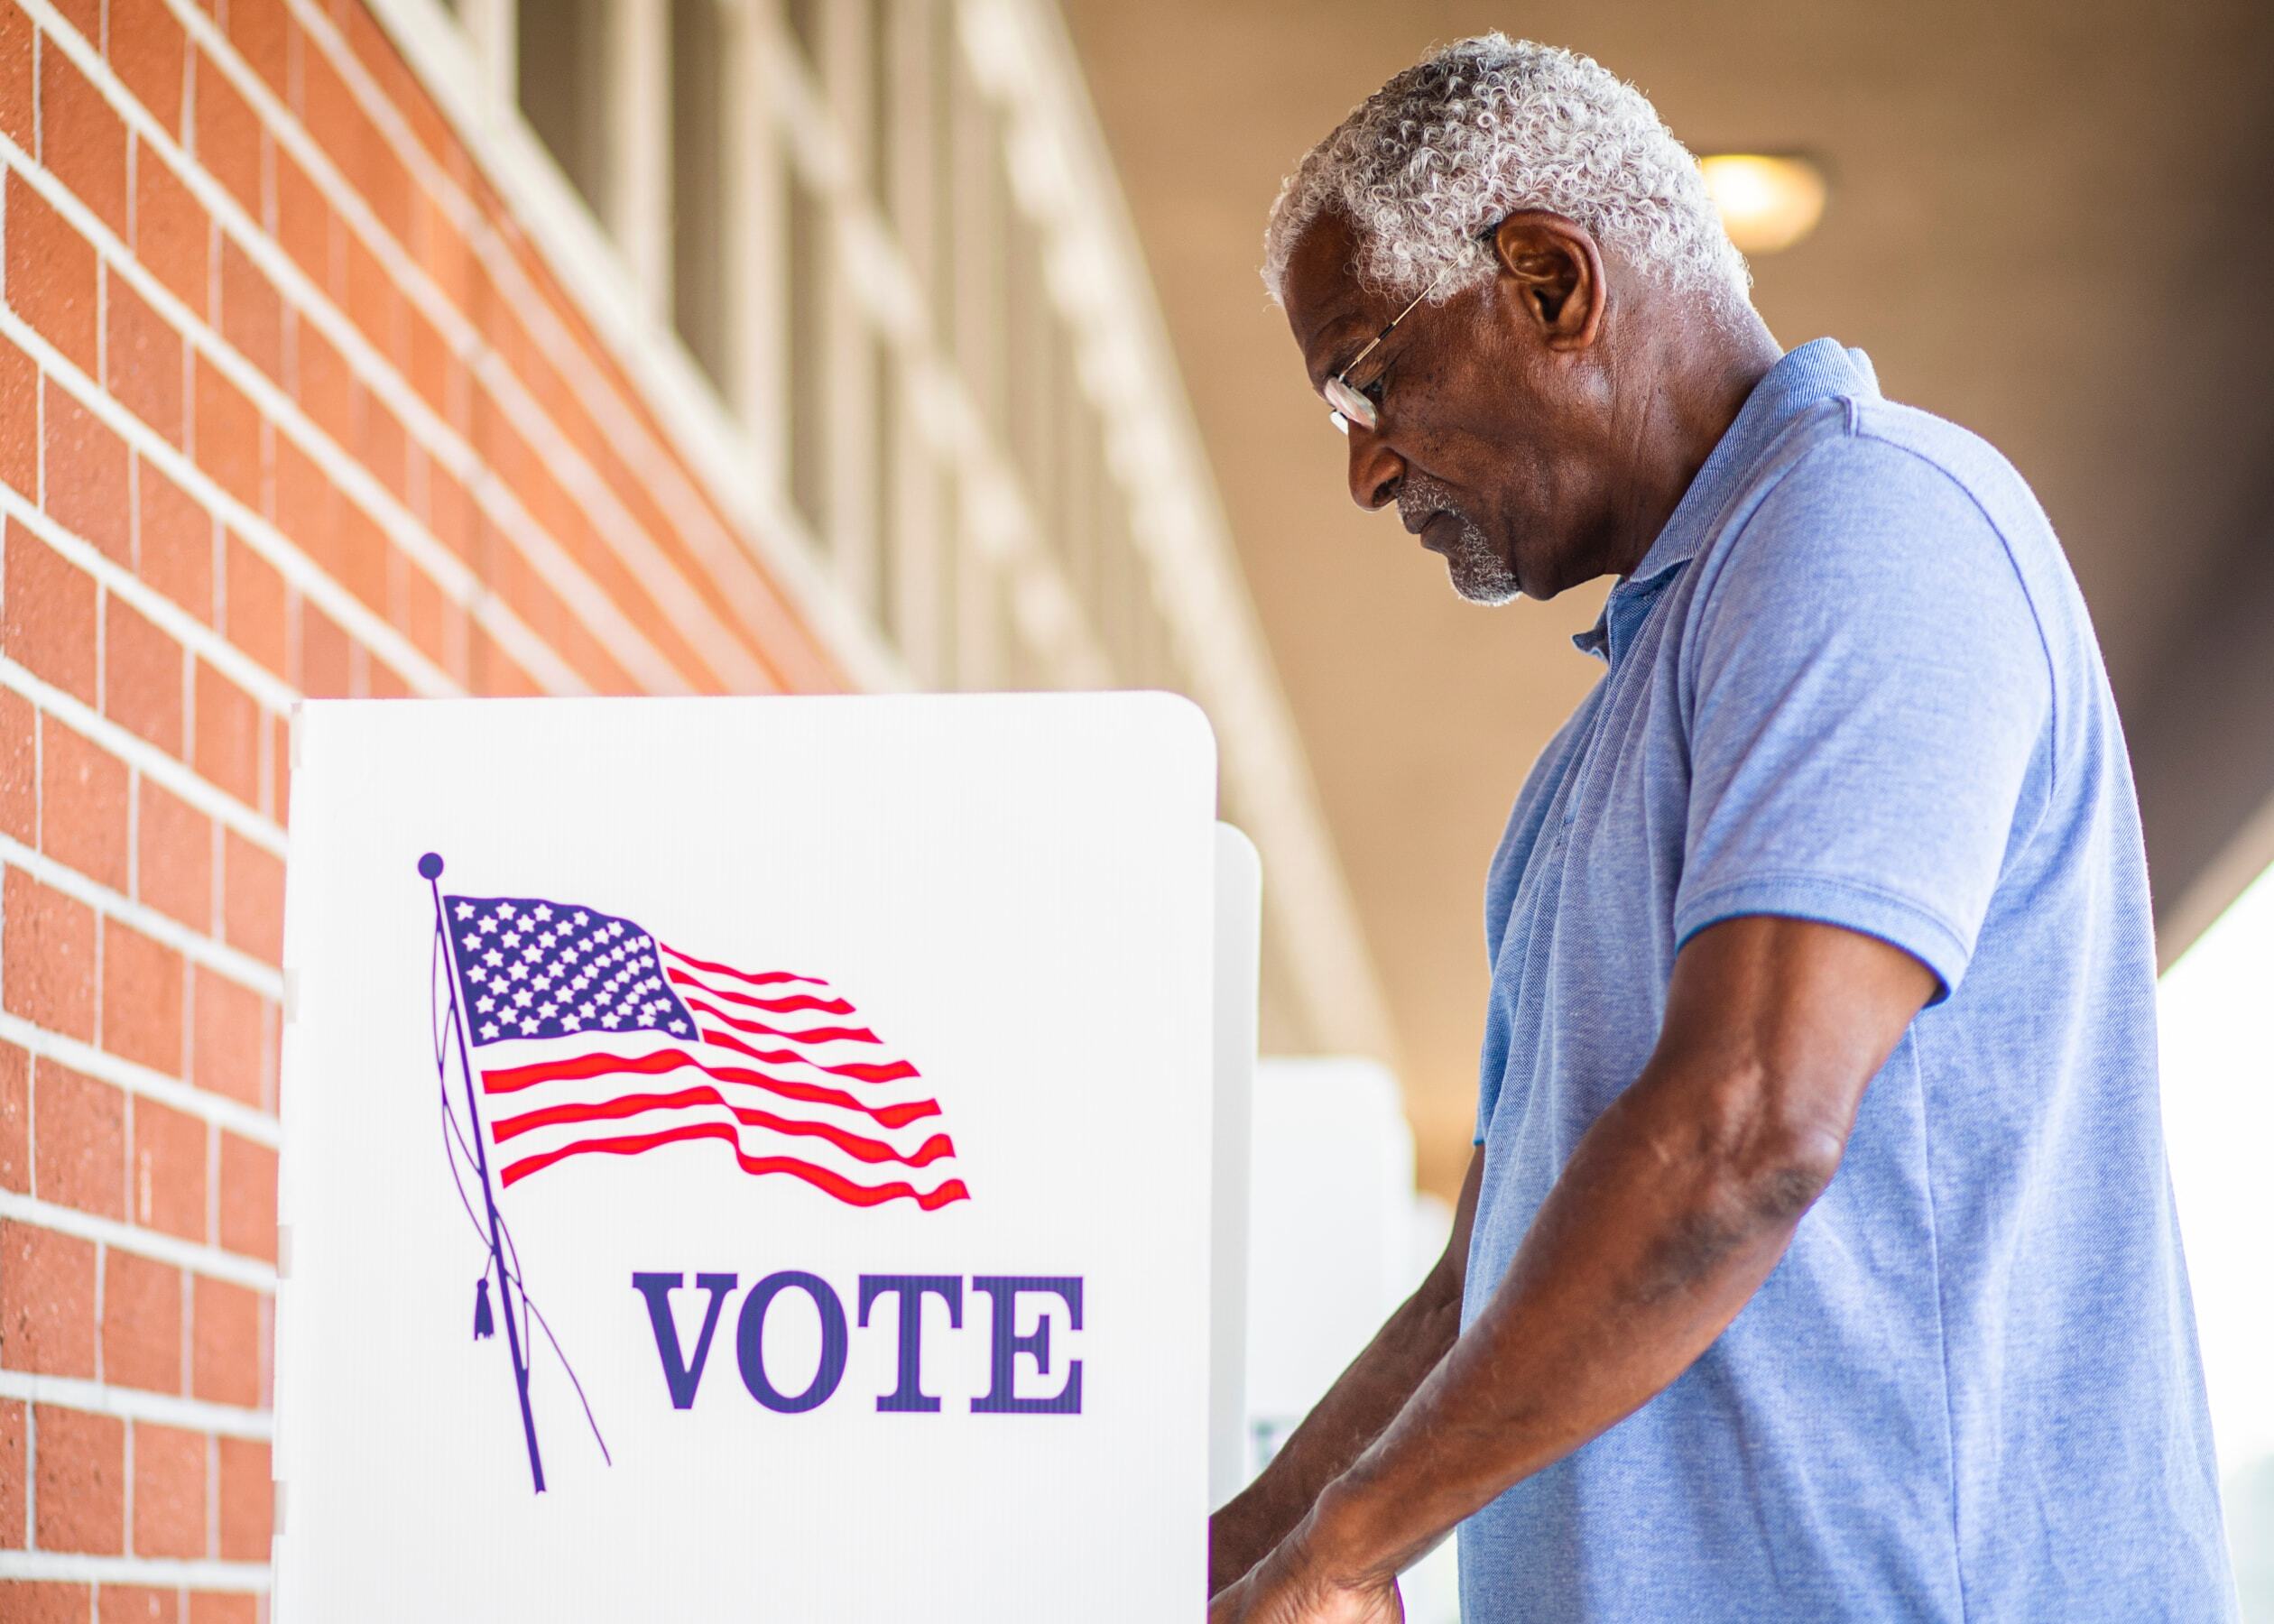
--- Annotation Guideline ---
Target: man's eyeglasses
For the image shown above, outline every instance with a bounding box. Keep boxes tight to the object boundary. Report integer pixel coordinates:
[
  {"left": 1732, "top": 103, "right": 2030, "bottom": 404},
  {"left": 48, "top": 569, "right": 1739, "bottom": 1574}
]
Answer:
[{"left": 1324, "top": 223, "right": 1501, "bottom": 436}]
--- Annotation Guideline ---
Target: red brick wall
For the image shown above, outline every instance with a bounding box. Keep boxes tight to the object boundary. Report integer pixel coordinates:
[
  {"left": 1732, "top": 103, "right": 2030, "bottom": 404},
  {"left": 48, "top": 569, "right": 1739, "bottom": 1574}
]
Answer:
[{"left": 0, "top": 0, "right": 841, "bottom": 1611}]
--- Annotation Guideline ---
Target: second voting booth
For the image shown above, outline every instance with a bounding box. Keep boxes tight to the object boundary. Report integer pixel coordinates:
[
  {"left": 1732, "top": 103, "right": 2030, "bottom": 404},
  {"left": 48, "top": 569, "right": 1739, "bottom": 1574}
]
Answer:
[{"left": 274, "top": 694, "right": 1256, "bottom": 1620}]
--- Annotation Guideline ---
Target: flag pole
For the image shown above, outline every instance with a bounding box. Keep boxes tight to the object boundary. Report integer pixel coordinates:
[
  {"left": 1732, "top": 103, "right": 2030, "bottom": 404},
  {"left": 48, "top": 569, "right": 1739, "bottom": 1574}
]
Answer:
[{"left": 421, "top": 852, "right": 547, "bottom": 1493}]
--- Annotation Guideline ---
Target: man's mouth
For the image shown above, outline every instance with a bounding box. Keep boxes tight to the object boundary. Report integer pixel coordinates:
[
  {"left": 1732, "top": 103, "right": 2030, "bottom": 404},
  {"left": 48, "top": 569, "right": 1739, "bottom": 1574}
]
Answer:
[{"left": 1417, "top": 511, "right": 1456, "bottom": 553}]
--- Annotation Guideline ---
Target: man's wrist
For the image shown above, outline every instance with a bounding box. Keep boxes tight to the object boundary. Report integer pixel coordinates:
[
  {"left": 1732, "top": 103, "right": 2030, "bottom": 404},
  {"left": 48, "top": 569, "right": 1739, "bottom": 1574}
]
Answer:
[{"left": 1280, "top": 1474, "right": 1399, "bottom": 1593}]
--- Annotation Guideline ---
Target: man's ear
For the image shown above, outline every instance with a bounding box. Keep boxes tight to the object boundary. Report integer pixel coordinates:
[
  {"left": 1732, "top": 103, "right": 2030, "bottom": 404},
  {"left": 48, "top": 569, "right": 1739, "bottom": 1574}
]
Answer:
[{"left": 1489, "top": 211, "right": 1605, "bottom": 352}]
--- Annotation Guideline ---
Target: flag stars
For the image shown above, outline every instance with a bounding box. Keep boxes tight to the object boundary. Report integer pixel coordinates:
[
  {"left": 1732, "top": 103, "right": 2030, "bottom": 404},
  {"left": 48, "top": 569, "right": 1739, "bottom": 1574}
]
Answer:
[
  {"left": 455, "top": 901, "right": 474, "bottom": 919},
  {"left": 480, "top": 917, "right": 500, "bottom": 935},
  {"left": 533, "top": 905, "right": 553, "bottom": 922},
  {"left": 498, "top": 903, "right": 516, "bottom": 918},
  {"left": 484, "top": 949, "right": 504, "bottom": 968},
  {"left": 480, "top": 1021, "right": 499, "bottom": 1039}
]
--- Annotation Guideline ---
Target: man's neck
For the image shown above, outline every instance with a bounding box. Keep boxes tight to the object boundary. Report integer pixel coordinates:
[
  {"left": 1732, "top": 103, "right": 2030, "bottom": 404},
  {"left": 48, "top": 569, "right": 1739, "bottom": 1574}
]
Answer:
[{"left": 1603, "top": 309, "right": 1784, "bottom": 578}]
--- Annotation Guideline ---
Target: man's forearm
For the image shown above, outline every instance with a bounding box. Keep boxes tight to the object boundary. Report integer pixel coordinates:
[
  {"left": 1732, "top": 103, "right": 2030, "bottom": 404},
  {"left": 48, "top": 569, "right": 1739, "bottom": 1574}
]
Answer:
[
  {"left": 1208, "top": 1260, "right": 1465, "bottom": 1592},
  {"left": 1271, "top": 1064, "right": 1844, "bottom": 1590}
]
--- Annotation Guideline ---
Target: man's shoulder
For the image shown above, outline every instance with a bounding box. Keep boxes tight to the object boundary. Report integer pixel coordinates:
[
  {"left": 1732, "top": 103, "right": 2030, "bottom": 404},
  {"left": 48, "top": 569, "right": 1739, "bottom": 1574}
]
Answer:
[{"left": 1692, "top": 391, "right": 2076, "bottom": 634}]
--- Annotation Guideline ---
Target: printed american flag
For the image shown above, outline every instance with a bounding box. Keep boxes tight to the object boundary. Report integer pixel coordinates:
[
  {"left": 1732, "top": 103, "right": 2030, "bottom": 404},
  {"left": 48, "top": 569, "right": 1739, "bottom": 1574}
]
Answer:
[{"left": 439, "top": 892, "right": 970, "bottom": 1211}]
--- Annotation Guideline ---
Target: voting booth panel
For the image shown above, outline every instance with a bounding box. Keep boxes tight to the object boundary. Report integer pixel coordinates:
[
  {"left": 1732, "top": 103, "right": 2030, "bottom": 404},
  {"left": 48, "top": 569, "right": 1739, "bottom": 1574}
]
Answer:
[
  {"left": 1242, "top": 1057, "right": 1459, "bottom": 1621},
  {"left": 275, "top": 695, "right": 1221, "bottom": 1621}
]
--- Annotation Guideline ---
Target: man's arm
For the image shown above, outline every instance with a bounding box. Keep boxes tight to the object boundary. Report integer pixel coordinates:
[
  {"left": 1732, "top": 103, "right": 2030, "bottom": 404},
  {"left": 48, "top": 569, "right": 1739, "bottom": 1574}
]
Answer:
[
  {"left": 1208, "top": 1150, "right": 1484, "bottom": 1593},
  {"left": 1213, "top": 913, "right": 1937, "bottom": 1621}
]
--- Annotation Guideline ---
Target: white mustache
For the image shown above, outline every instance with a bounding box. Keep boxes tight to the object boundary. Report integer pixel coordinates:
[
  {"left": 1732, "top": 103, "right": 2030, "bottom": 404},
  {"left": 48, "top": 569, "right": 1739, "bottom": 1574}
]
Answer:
[{"left": 1396, "top": 473, "right": 1466, "bottom": 531}]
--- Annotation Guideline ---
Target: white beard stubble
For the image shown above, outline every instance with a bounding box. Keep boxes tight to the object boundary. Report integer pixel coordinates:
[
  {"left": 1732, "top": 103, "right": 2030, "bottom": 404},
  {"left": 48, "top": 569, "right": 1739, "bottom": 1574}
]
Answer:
[{"left": 1396, "top": 473, "right": 1521, "bottom": 605}]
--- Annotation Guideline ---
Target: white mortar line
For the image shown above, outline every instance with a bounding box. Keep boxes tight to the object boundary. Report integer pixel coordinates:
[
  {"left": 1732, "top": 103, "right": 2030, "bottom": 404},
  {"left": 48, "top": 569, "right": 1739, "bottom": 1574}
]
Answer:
[
  {"left": 0, "top": 489, "right": 297, "bottom": 716},
  {"left": 0, "top": 1190, "right": 276, "bottom": 1291},
  {"left": 0, "top": 1010, "right": 280, "bottom": 1147},
  {"left": 0, "top": 1370, "right": 273, "bottom": 1441},
  {"left": 0, "top": 1550, "right": 269, "bottom": 1589},
  {"left": 0, "top": 654, "right": 285, "bottom": 859},
  {"left": 1, "top": 837, "right": 284, "bottom": 1000},
  {"left": 0, "top": 119, "right": 587, "bottom": 701},
  {"left": 0, "top": 297, "right": 467, "bottom": 705},
  {"left": 141, "top": 0, "right": 776, "bottom": 695}
]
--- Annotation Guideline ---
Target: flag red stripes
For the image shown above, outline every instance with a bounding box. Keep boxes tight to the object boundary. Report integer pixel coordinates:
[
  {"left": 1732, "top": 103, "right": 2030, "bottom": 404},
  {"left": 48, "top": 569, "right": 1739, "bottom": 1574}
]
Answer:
[{"left": 443, "top": 893, "right": 967, "bottom": 1211}]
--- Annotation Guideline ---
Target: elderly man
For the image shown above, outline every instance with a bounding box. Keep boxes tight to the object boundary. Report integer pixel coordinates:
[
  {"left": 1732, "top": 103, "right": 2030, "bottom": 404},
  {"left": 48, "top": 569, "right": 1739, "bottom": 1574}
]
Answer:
[{"left": 1207, "top": 34, "right": 2236, "bottom": 1624}]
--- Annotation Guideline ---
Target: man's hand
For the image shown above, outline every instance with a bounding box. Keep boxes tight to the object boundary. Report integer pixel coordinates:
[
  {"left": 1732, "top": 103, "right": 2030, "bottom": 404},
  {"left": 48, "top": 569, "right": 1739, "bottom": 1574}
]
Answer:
[{"left": 1206, "top": 1528, "right": 1404, "bottom": 1624}]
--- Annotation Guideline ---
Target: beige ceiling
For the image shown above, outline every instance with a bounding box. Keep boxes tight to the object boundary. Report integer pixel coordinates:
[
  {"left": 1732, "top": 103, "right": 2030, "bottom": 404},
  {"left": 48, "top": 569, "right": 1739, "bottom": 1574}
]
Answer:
[{"left": 1059, "top": 0, "right": 2274, "bottom": 1198}]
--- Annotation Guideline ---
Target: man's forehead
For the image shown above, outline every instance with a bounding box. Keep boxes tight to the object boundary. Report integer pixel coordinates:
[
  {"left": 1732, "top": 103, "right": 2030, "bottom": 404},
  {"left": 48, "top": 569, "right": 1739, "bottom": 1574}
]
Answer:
[{"left": 1283, "top": 214, "right": 1391, "bottom": 371}]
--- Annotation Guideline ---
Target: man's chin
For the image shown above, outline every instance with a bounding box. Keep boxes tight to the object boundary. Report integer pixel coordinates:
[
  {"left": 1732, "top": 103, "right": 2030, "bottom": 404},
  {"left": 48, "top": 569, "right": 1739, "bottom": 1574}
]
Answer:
[{"left": 1442, "top": 536, "right": 1522, "bottom": 605}]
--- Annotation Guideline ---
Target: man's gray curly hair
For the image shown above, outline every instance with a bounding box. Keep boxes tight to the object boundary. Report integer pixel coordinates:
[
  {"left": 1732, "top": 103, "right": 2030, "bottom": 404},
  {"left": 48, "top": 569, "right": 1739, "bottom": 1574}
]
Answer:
[{"left": 1262, "top": 35, "right": 1751, "bottom": 320}]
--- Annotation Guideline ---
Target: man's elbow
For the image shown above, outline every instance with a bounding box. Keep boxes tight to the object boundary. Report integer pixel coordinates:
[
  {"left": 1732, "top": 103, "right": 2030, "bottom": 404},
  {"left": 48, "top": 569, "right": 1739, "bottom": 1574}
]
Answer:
[{"left": 1700, "top": 1089, "right": 1849, "bottom": 1231}]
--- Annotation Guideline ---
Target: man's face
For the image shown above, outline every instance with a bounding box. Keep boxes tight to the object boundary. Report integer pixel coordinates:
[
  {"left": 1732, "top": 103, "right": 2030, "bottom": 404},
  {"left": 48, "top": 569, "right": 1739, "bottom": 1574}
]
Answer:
[{"left": 1282, "top": 212, "right": 1616, "bottom": 603}]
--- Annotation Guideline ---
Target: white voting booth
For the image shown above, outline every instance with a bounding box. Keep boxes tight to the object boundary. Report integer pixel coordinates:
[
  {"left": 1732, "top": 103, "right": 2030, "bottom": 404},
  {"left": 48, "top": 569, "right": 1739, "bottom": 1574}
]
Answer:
[
  {"left": 1243, "top": 1057, "right": 1460, "bottom": 1623},
  {"left": 275, "top": 695, "right": 1247, "bottom": 1621}
]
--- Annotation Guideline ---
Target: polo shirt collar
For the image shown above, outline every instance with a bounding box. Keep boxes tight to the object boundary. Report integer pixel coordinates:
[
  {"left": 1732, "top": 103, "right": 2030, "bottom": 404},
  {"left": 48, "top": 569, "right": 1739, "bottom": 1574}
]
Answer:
[{"left": 1573, "top": 337, "right": 1880, "bottom": 661}]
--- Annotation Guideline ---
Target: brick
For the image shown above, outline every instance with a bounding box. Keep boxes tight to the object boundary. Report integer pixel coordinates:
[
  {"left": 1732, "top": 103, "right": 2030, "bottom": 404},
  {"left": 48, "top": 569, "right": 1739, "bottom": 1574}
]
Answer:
[
  {"left": 342, "top": 233, "right": 401, "bottom": 360},
  {"left": 406, "top": 306, "right": 450, "bottom": 420},
  {"left": 191, "top": 965, "right": 263, "bottom": 1108},
  {"left": 186, "top": 1595, "right": 254, "bottom": 1624},
  {"left": 3, "top": 519, "right": 98, "bottom": 703},
  {"left": 191, "top": 52, "right": 263, "bottom": 219},
  {"left": 40, "top": 715, "right": 131, "bottom": 890},
  {"left": 0, "top": 1039, "right": 23, "bottom": 1191},
  {"left": 5, "top": 172, "right": 98, "bottom": 374},
  {"left": 326, "top": 499, "right": 389, "bottom": 613},
  {"left": 0, "top": 1582, "right": 94, "bottom": 1623},
  {"left": 302, "top": 50, "right": 410, "bottom": 249},
  {"left": 0, "top": 2, "right": 30, "bottom": 152},
  {"left": 102, "top": 917, "right": 184, "bottom": 1075},
  {"left": 34, "top": 1404, "right": 124, "bottom": 1552},
  {"left": 295, "top": 322, "right": 354, "bottom": 449},
  {"left": 42, "top": 378, "right": 133, "bottom": 562},
  {"left": 217, "top": 1131, "right": 275, "bottom": 1264},
  {"left": 2, "top": 869, "right": 97, "bottom": 1040},
  {"left": 109, "top": 0, "right": 190, "bottom": 134},
  {"left": 192, "top": 660, "right": 261, "bottom": 807},
  {"left": 137, "top": 777, "right": 212, "bottom": 931},
  {"left": 221, "top": 830, "right": 282, "bottom": 964},
  {"left": 134, "top": 1099, "right": 206, "bottom": 1243},
  {"left": 106, "top": 272, "right": 187, "bottom": 446},
  {"left": 227, "top": 0, "right": 292, "bottom": 101},
  {"left": 269, "top": 434, "right": 332, "bottom": 555},
  {"left": 224, "top": 531, "right": 289, "bottom": 678},
  {"left": 191, "top": 1274, "right": 259, "bottom": 1405},
  {"left": 32, "top": 1057, "right": 124, "bottom": 1217},
  {"left": 0, "top": 687, "right": 32, "bottom": 844},
  {"left": 137, "top": 458, "right": 216, "bottom": 621},
  {"left": 41, "top": 40, "right": 129, "bottom": 238},
  {"left": 132, "top": 143, "right": 209, "bottom": 319},
  {"left": 357, "top": 392, "right": 407, "bottom": 499},
  {"left": 104, "top": 595, "right": 186, "bottom": 755},
  {"left": 0, "top": 1220, "right": 96, "bottom": 1374},
  {"left": 219, "top": 239, "right": 282, "bottom": 383},
  {"left": 133, "top": 1421, "right": 207, "bottom": 1556},
  {"left": 0, "top": 1397, "right": 20, "bottom": 1546},
  {"left": 217, "top": 1435, "right": 268, "bottom": 1559},
  {"left": 299, "top": 602, "right": 349, "bottom": 698},
  {"left": 191, "top": 356, "right": 263, "bottom": 510},
  {"left": 273, "top": 153, "right": 332, "bottom": 293},
  {"left": 101, "top": 1588, "right": 182, "bottom": 1624},
  {"left": 271, "top": 713, "right": 289, "bottom": 825},
  {"left": 101, "top": 1246, "right": 182, "bottom": 1392},
  {"left": 0, "top": 329, "right": 34, "bottom": 496}
]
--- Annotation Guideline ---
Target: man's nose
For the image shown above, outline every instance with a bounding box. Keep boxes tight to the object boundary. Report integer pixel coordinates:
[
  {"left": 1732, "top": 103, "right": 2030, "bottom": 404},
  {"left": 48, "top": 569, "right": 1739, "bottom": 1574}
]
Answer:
[{"left": 1346, "top": 426, "right": 1404, "bottom": 511}]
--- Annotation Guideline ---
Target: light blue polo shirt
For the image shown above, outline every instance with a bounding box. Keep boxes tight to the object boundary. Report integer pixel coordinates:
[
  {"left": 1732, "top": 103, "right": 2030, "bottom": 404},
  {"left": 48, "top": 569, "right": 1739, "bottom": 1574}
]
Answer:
[{"left": 1458, "top": 339, "right": 2237, "bottom": 1621}]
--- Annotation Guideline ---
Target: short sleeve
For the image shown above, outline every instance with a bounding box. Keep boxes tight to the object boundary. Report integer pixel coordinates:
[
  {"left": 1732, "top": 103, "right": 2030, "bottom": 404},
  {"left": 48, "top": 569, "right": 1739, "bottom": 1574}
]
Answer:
[{"left": 1673, "top": 435, "right": 2053, "bottom": 1001}]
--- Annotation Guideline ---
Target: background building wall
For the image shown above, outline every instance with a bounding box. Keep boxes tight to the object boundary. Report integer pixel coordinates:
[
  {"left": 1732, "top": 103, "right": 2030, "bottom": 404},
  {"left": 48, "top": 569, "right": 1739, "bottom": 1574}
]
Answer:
[{"left": 0, "top": 0, "right": 840, "bottom": 1614}]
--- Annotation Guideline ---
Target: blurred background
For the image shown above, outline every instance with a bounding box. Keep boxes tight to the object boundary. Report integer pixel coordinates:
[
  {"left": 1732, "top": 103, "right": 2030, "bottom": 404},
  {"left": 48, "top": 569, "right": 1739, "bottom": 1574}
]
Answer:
[{"left": 0, "top": 0, "right": 2268, "bottom": 1616}]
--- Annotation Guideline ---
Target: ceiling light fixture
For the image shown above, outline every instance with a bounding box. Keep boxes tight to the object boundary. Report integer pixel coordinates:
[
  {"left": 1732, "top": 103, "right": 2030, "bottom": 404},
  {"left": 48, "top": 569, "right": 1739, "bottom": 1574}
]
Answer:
[{"left": 1698, "top": 153, "right": 1829, "bottom": 254}]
